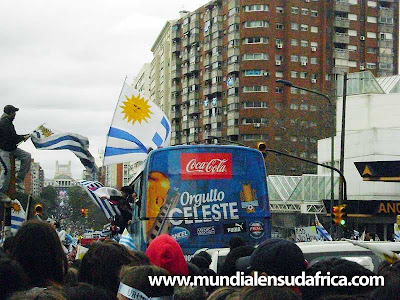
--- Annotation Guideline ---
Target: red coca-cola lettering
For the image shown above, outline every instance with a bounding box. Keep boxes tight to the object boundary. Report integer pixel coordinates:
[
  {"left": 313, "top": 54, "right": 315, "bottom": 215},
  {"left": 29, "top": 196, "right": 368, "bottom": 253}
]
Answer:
[{"left": 181, "top": 153, "right": 232, "bottom": 180}]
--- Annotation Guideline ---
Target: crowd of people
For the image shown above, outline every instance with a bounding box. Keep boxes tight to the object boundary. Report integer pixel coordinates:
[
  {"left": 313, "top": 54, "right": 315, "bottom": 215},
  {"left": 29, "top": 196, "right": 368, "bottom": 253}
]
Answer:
[{"left": 0, "top": 220, "right": 399, "bottom": 300}]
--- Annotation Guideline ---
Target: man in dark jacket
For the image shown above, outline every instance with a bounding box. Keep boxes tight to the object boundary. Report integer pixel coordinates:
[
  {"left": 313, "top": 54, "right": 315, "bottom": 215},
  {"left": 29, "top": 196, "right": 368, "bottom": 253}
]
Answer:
[{"left": 0, "top": 105, "right": 31, "bottom": 201}]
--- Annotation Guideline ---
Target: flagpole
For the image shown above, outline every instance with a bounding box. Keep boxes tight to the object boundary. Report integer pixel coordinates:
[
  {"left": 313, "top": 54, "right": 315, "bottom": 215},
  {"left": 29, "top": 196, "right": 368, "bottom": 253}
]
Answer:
[{"left": 102, "top": 76, "right": 128, "bottom": 167}]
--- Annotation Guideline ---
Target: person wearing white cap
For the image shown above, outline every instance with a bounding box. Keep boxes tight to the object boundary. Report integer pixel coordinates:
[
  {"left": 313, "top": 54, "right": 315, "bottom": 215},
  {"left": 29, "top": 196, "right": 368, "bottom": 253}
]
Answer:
[{"left": 0, "top": 104, "right": 31, "bottom": 202}]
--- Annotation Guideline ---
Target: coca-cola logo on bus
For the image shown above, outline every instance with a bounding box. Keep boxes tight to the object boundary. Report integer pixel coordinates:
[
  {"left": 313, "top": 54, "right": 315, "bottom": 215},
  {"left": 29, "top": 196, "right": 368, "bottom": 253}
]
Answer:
[{"left": 181, "top": 153, "right": 232, "bottom": 180}]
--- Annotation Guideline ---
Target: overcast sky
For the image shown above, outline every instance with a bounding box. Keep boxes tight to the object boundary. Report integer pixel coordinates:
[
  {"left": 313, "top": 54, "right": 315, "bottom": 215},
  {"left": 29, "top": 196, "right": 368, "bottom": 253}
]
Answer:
[{"left": 0, "top": 0, "right": 202, "bottom": 179}]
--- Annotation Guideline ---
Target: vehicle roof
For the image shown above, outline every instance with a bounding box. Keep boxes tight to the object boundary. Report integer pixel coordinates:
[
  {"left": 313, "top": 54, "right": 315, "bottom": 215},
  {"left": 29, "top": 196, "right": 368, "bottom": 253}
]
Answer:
[
  {"left": 297, "top": 241, "right": 400, "bottom": 253},
  {"left": 149, "top": 144, "right": 259, "bottom": 154}
]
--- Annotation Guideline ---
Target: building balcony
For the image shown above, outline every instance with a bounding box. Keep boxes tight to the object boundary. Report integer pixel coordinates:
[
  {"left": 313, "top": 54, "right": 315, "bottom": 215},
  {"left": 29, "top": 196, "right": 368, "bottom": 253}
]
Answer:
[
  {"left": 228, "top": 0, "right": 240, "bottom": 10},
  {"left": 189, "top": 77, "right": 200, "bottom": 86},
  {"left": 182, "top": 94, "right": 189, "bottom": 104},
  {"left": 189, "top": 105, "right": 199, "bottom": 114},
  {"left": 182, "top": 121, "right": 189, "bottom": 130},
  {"left": 171, "top": 85, "right": 181, "bottom": 93},
  {"left": 188, "top": 134, "right": 199, "bottom": 143},
  {"left": 172, "top": 30, "right": 180, "bottom": 40},
  {"left": 333, "top": 48, "right": 349, "bottom": 60},
  {"left": 182, "top": 52, "right": 189, "bottom": 61},
  {"left": 182, "top": 65, "right": 189, "bottom": 75},
  {"left": 190, "top": 21, "right": 200, "bottom": 30},
  {"left": 189, "top": 120, "right": 199, "bottom": 128},
  {"left": 171, "top": 95, "right": 180, "bottom": 106},
  {"left": 204, "top": 42, "right": 211, "bottom": 52},
  {"left": 334, "top": 1, "right": 350, "bottom": 13},
  {"left": 211, "top": 23, "right": 223, "bottom": 33},
  {"left": 182, "top": 79, "right": 188, "bottom": 89},
  {"left": 190, "top": 34, "right": 200, "bottom": 44},
  {"left": 189, "top": 63, "right": 200, "bottom": 73},
  {"left": 228, "top": 48, "right": 240, "bottom": 57},
  {"left": 204, "top": 11, "right": 211, "bottom": 22},
  {"left": 333, "top": 33, "right": 350, "bottom": 44},
  {"left": 181, "top": 109, "right": 189, "bottom": 116},
  {"left": 211, "top": 54, "right": 223, "bottom": 64},
  {"left": 182, "top": 24, "right": 189, "bottom": 33},
  {"left": 204, "top": 56, "right": 211, "bottom": 66},
  {"left": 378, "top": 55, "right": 394, "bottom": 63},
  {"left": 333, "top": 17, "right": 350, "bottom": 29},
  {"left": 171, "top": 55, "right": 181, "bottom": 66},
  {"left": 227, "top": 111, "right": 239, "bottom": 119},
  {"left": 379, "top": 40, "right": 394, "bottom": 48},
  {"left": 227, "top": 95, "right": 239, "bottom": 105},
  {"left": 171, "top": 69, "right": 181, "bottom": 79},
  {"left": 171, "top": 43, "right": 181, "bottom": 53},
  {"left": 228, "top": 15, "right": 240, "bottom": 26},
  {"left": 211, "top": 39, "right": 223, "bottom": 48},
  {"left": 203, "top": 116, "right": 211, "bottom": 125},
  {"left": 211, "top": 69, "right": 223, "bottom": 78},
  {"left": 379, "top": 24, "right": 394, "bottom": 33},
  {"left": 211, "top": 85, "right": 222, "bottom": 94},
  {"left": 203, "top": 130, "right": 211, "bottom": 139},
  {"left": 171, "top": 123, "right": 179, "bottom": 132},
  {"left": 181, "top": 135, "right": 189, "bottom": 144},
  {"left": 228, "top": 63, "right": 240, "bottom": 73},
  {"left": 171, "top": 137, "right": 181, "bottom": 145},
  {"left": 171, "top": 110, "right": 180, "bottom": 119},
  {"left": 227, "top": 127, "right": 239, "bottom": 136},
  {"left": 332, "top": 65, "right": 349, "bottom": 74},
  {"left": 211, "top": 8, "right": 222, "bottom": 18},
  {"left": 211, "top": 115, "right": 222, "bottom": 123},
  {"left": 188, "top": 91, "right": 199, "bottom": 100},
  {"left": 203, "top": 71, "right": 211, "bottom": 81},
  {"left": 210, "top": 129, "right": 222, "bottom": 137},
  {"left": 379, "top": 8, "right": 394, "bottom": 18},
  {"left": 228, "top": 31, "right": 240, "bottom": 41},
  {"left": 182, "top": 38, "right": 191, "bottom": 48}
]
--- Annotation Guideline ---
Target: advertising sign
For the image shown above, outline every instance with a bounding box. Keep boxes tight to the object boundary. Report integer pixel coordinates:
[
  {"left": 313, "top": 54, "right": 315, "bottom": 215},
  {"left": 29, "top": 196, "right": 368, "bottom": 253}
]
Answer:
[
  {"left": 295, "top": 226, "right": 318, "bottom": 242},
  {"left": 140, "top": 146, "right": 270, "bottom": 254}
]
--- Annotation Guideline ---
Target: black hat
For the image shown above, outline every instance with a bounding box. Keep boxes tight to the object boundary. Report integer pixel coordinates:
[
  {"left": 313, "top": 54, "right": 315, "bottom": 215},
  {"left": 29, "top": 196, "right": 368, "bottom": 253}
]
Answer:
[
  {"left": 4, "top": 105, "right": 19, "bottom": 114},
  {"left": 236, "top": 238, "right": 306, "bottom": 276}
]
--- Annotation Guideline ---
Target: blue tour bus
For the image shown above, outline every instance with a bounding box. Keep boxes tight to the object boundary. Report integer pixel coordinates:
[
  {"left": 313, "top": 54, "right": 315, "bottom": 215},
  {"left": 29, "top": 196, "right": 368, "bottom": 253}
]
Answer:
[{"left": 130, "top": 145, "right": 271, "bottom": 255}]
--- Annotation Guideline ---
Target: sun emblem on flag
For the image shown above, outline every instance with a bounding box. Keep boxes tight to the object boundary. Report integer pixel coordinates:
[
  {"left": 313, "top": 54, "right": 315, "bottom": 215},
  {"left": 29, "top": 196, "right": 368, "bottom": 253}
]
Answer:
[
  {"left": 38, "top": 125, "right": 53, "bottom": 137},
  {"left": 120, "top": 93, "right": 153, "bottom": 125},
  {"left": 11, "top": 202, "right": 21, "bottom": 212}
]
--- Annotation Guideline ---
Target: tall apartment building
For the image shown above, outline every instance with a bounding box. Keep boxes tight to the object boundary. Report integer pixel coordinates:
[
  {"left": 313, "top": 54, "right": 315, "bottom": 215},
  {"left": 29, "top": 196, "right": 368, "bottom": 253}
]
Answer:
[
  {"left": 21, "top": 159, "right": 44, "bottom": 198},
  {"left": 156, "top": 0, "right": 398, "bottom": 175},
  {"left": 133, "top": 63, "right": 151, "bottom": 99}
]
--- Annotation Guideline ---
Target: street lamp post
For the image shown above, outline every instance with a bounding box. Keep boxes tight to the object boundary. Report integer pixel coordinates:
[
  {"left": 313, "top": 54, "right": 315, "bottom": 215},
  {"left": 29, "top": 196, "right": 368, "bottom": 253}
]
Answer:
[{"left": 276, "top": 79, "right": 336, "bottom": 235}]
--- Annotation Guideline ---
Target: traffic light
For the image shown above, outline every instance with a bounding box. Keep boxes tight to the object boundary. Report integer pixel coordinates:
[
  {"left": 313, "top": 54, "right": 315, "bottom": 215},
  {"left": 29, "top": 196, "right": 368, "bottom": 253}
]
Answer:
[
  {"left": 81, "top": 208, "right": 88, "bottom": 217},
  {"left": 257, "top": 142, "right": 267, "bottom": 159},
  {"left": 331, "top": 205, "right": 347, "bottom": 226},
  {"left": 338, "top": 204, "right": 347, "bottom": 226}
]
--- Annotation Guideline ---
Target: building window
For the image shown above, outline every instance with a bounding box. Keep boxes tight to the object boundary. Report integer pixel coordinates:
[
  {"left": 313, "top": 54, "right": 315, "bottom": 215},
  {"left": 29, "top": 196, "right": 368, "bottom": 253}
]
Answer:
[
  {"left": 291, "top": 39, "right": 299, "bottom": 46},
  {"left": 366, "top": 63, "right": 376, "bottom": 69},
  {"left": 276, "top": 71, "right": 284, "bottom": 78},
  {"left": 242, "top": 53, "right": 269, "bottom": 60},
  {"left": 292, "top": 7, "right": 299, "bottom": 14},
  {"left": 243, "top": 101, "right": 268, "bottom": 108},
  {"left": 243, "top": 5, "right": 269, "bottom": 12},
  {"left": 301, "top": 40, "right": 309, "bottom": 47},
  {"left": 243, "top": 20, "right": 270, "bottom": 28},
  {"left": 276, "top": 6, "right": 284, "bottom": 13},
  {"left": 276, "top": 23, "right": 283, "bottom": 29},
  {"left": 291, "top": 23, "right": 299, "bottom": 30},
  {"left": 291, "top": 71, "right": 298, "bottom": 78},
  {"left": 301, "top": 24, "right": 309, "bottom": 31},
  {"left": 300, "top": 72, "right": 308, "bottom": 79},
  {"left": 243, "top": 70, "right": 266, "bottom": 76},
  {"left": 242, "top": 37, "right": 269, "bottom": 44},
  {"left": 291, "top": 55, "right": 299, "bottom": 62},
  {"left": 275, "top": 87, "right": 283, "bottom": 93},
  {"left": 300, "top": 103, "right": 309, "bottom": 110},
  {"left": 290, "top": 103, "right": 299, "bottom": 110},
  {"left": 301, "top": 8, "right": 309, "bottom": 15},
  {"left": 311, "top": 57, "right": 318, "bottom": 64},
  {"left": 242, "top": 86, "right": 269, "bottom": 92},
  {"left": 311, "top": 26, "right": 318, "bottom": 33},
  {"left": 311, "top": 10, "right": 318, "bottom": 17}
]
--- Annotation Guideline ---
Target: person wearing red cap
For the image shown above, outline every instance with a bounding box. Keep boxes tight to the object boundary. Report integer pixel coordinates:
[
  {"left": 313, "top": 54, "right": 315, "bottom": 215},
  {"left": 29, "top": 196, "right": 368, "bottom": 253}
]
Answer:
[
  {"left": 0, "top": 105, "right": 31, "bottom": 201},
  {"left": 145, "top": 234, "right": 189, "bottom": 276}
]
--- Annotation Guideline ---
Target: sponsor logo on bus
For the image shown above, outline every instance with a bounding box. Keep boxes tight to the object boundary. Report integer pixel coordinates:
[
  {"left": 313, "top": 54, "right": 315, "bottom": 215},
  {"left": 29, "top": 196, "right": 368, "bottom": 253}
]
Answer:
[
  {"left": 223, "top": 222, "right": 247, "bottom": 234},
  {"left": 171, "top": 227, "right": 190, "bottom": 243},
  {"left": 249, "top": 221, "right": 265, "bottom": 239},
  {"left": 180, "top": 153, "right": 232, "bottom": 180}
]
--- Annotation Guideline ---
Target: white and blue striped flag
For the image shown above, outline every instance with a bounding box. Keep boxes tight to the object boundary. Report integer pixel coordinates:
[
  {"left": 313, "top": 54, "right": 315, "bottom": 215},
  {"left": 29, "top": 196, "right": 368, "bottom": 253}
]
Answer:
[
  {"left": 11, "top": 199, "right": 26, "bottom": 235},
  {"left": 119, "top": 228, "right": 137, "bottom": 251},
  {"left": 103, "top": 83, "right": 171, "bottom": 165},
  {"left": 315, "top": 214, "right": 333, "bottom": 241},
  {"left": 394, "top": 224, "right": 400, "bottom": 242},
  {"left": 31, "top": 125, "right": 97, "bottom": 174},
  {"left": 78, "top": 180, "right": 120, "bottom": 220}
]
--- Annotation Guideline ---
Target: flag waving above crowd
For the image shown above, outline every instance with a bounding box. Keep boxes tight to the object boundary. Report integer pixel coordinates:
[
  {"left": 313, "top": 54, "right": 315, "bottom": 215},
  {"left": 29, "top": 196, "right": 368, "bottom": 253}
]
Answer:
[
  {"left": 103, "top": 83, "right": 171, "bottom": 166},
  {"left": 30, "top": 125, "right": 97, "bottom": 174}
]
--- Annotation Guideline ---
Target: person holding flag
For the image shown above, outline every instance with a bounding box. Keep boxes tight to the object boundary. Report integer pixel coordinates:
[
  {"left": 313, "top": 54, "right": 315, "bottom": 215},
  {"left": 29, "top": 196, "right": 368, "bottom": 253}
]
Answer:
[{"left": 0, "top": 105, "right": 31, "bottom": 201}]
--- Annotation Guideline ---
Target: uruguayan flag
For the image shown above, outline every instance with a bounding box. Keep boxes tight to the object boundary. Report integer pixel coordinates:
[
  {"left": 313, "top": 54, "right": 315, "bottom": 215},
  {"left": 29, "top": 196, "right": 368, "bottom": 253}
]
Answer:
[
  {"left": 315, "top": 214, "right": 332, "bottom": 241},
  {"left": 103, "top": 83, "right": 171, "bottom": 165},
  {"left": 119, "top": 228, "right": 137, "bottom": 251},
  {"left": 394, "top": 224, "right": 400, "bottom": 242},
  {"left": 11, "top": 199, "right": 26, "bottom": 235},
  {"left": 78, "top": 180, "right": 120, "bottom": 220},
  {"left": 31, "top": 125, "right": 97, "bottom": 173}
]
